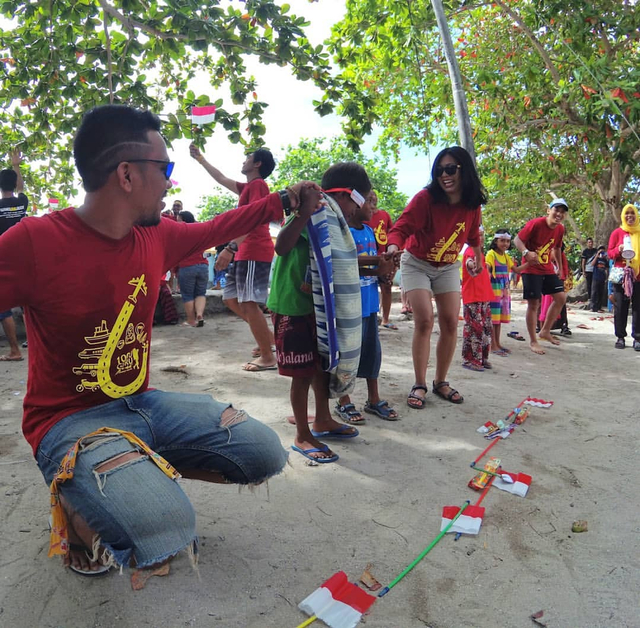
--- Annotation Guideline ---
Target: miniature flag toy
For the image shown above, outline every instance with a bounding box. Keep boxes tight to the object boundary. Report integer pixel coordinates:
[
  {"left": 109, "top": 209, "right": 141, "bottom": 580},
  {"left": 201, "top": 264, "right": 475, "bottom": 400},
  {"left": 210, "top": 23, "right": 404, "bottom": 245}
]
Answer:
[
  {"left": 191, "top": 105, "right": 217, "bottom": 125},
  {"left": 492, "top": 472, "right": 532, "bottom": 497},
  {"left": 298, "top": 571, "right": 376, "bottom": 628},
  {"left": 440, "top": 504, "right": 485, "bottom": 535},
  {"left": 523, "top": 397, "right": 553, "bottom": 408}
]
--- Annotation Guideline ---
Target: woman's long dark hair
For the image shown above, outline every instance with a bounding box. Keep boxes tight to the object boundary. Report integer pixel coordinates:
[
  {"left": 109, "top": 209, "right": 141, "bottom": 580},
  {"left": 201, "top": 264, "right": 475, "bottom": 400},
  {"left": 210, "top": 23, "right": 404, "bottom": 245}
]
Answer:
[
  {"left": 426, "top": 146, "right": 487, "bottom": 209},
  {"left": 178, "top": 210, "right": 196, "bottom": 223}
]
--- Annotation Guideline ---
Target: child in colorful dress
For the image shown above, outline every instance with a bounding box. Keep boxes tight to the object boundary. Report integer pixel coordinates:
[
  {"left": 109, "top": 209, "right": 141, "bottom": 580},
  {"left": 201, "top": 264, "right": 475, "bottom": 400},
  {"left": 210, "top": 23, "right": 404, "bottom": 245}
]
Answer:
[
  {"left": 485, "top": 231, "right": 527, "bottom": 355},
  {"left": 460, "top": 228, "right": 494, "bottom": 371}
]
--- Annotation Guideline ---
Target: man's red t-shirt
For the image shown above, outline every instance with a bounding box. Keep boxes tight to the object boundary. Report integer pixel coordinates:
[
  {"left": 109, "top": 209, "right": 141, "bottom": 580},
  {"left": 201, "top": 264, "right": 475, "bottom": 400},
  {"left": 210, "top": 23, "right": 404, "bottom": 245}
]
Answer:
[
  {"left": 365, "top": 209, "right": 394, "bottom": 255},
  {"left": 235, "top": 179, "right": 274, "bottom": 263},
  {"left": 178, "top": 238, "right": 208, "bottom": 269},
  {"left": 517, "top": 217, "right": 564, "bottom": 275},
  {"left": 461, "top": 248, "right": 493, "bottom": 304},
  {"left": 0, "top": 194, "right": 283, "bottom": 454},
  {"left": 387, "top": 189, "right": 481, "bottom": 265}
]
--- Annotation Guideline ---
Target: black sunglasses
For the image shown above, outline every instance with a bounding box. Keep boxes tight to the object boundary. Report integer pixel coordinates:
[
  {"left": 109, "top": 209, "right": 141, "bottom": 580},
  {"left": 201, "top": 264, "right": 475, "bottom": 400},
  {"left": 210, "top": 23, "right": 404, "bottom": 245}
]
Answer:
[
  {"left": 435, "top": 164, "right": 461, "bottom": 177},
  {"left": 108, "top": 159, "right": 175, "bottom": 180}
]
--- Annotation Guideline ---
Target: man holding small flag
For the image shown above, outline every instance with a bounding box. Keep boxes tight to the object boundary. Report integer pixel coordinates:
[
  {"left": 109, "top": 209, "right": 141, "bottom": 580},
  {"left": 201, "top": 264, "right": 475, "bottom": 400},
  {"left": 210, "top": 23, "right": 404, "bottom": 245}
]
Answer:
[{"left": 190, "top": 136, "right": 278, "bottom": 372}]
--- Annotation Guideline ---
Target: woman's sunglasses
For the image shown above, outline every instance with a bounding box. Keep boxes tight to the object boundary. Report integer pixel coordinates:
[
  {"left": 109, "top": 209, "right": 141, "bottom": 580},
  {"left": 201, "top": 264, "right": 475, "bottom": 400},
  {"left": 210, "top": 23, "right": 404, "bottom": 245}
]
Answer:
[{"left": 435, "top": 164, "right": 461, "bottom": 177}]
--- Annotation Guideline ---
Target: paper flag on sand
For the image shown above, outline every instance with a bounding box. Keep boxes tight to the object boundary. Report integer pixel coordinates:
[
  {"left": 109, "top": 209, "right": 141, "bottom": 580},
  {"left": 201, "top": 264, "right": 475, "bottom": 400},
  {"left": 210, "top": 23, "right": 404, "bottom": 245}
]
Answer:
[
  {"left": 298, "top": 571, "right": 376, "bottom": 628},
  {"left": 523, "top": 397, "right": 554, "bottom": 408},
  {"left": 440, "top": 504, "right": 485, "bottom": 535},
  {"left": 493, "top": 472, "right": 532, "bottom": 497},
  {"left": 191, "top": 105, "right": 217, "bottom": 125}
]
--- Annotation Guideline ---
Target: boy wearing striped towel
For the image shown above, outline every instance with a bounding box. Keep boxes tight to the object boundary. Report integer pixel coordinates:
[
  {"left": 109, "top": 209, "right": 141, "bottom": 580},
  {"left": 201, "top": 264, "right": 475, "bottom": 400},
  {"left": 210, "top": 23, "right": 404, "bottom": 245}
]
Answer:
[{"left": 268, "top": 163, "right": 372, "bottom": 463}]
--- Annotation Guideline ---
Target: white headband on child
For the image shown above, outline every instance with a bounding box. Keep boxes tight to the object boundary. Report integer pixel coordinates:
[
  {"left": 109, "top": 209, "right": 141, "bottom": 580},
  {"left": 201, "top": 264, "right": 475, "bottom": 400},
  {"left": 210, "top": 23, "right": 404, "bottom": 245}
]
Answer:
[{"left": 494, "top": 231, "right": 511, "bottom": 239}]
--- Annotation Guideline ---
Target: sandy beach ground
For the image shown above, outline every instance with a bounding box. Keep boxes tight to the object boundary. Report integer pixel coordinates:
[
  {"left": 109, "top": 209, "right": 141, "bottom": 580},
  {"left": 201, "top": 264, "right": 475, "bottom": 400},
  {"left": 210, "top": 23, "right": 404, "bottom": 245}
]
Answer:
[{"left": 1, "top": 295, "right": 638, "bottom": 628}]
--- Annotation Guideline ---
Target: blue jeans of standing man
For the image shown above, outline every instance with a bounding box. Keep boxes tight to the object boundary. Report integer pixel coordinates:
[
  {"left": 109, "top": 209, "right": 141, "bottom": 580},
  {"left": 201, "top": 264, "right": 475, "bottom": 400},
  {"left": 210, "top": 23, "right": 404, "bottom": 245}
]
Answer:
[{"left": 36, "top": 390, "right": 288, "bottom": 568}]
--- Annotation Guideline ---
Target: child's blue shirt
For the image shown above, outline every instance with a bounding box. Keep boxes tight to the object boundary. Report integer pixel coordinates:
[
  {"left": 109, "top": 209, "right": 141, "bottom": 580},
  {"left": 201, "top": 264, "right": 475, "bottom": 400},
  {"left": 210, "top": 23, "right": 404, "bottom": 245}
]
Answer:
[{"left": 350, "top": 224, "right": 379, "bottom": 317}]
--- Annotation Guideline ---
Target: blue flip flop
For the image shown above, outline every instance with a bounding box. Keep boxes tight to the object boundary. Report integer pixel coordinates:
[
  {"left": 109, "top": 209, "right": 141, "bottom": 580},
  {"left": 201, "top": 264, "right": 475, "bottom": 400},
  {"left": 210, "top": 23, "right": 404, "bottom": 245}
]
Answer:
[
  {"left": 310, "top": 424, "right": 359, "bottom": 439},
  {"left": 291, "top": 444, "right": 339, "bottom": 463}
]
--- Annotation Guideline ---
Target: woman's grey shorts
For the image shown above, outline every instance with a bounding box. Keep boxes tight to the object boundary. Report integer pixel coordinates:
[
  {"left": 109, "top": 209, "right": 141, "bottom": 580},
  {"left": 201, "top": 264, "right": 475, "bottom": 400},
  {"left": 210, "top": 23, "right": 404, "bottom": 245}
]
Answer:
[{"left": 400, "top": 251, "right": 461, "bottom": 295}]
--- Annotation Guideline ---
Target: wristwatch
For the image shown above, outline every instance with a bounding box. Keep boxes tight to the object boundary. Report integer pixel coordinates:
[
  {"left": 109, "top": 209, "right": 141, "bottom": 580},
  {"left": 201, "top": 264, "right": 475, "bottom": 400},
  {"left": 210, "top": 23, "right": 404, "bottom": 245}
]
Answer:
[
  {"left": 226, "top": 241, "right": 239, "bottom": 254},
  {"left": 522, "top": 248, "right": 530, "bottom": 257},
  {"left": 278, "top": 189, "right": 292, "bottom": 216}
]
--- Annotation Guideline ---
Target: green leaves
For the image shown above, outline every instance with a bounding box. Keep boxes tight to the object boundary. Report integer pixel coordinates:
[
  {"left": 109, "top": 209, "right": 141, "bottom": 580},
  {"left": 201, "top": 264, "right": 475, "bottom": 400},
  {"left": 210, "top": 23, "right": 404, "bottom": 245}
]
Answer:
[
  {"left": 0, "top": 0, "right": 334, "bottom": 205},
  {"left": 321, "top": 0, "right": 640, "bottom": 243}
]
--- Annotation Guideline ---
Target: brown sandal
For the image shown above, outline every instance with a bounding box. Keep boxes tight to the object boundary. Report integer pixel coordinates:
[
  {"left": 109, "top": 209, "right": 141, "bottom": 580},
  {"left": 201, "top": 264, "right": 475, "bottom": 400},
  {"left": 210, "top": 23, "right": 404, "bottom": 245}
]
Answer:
[{"left": 432, "top": 380, "right": 464, "bottom": 404}]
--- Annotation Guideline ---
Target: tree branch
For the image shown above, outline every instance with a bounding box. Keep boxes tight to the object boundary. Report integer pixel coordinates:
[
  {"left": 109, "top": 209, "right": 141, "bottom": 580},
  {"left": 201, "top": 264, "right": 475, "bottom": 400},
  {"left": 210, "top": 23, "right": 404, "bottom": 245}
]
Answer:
[
  {"left": 96, "top": 0, "right": 283, "bottom": 63},
  {"left": 493, "top": 0, "right": 584, "bottom": 126},
  {"left": 102, "top": 6, "right": 114, "bottom": 104}
]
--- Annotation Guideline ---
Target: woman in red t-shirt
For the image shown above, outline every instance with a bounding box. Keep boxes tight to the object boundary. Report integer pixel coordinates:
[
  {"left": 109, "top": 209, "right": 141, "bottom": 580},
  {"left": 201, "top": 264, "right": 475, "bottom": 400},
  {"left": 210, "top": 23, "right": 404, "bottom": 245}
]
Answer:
[{"left": 387, "top": 146, "right": 486, "bottom": 409}]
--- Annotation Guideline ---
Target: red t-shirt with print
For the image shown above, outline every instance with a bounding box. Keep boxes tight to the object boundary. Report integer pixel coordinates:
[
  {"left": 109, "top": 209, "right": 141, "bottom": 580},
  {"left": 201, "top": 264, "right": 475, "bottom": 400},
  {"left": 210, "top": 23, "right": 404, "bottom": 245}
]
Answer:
[
  {"left": 365, "top": 209, "right": 394, "bottom": 254},
  {"left": 387, "top": 189, "right": 481, "bottom": 265},
  {"left": 0, "top": 194, "right": 283, "bottom": 454},
  {"left": 517, "top": 217, "right": 564, "bottom": 276},
  {"left": 461, "top": 248, "right": 493, "bottom": 304},
  {"left": 235, "top": 178, "right": 274, "bottom": 263}
]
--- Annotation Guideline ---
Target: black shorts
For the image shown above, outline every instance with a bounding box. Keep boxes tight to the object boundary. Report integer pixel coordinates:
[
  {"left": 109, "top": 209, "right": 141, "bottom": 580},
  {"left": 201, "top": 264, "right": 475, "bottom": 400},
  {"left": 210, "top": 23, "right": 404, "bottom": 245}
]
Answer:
[{"left": 522, "top": 274, "right": 564, "bottom": 300}]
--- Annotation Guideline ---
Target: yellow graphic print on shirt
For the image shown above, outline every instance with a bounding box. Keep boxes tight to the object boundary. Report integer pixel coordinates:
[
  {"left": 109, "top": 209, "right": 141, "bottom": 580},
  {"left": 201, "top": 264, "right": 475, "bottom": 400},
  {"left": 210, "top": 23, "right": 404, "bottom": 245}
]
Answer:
[
  {"left": 373, "top": 219, "right": 388, "bottom": 246},
  {"left": 430, "top": 222, "right": 466, "bottom": 263},
  {"left": 537, "top": 238, "right": 555, "bottom": 265},
  {"left": 73, "top": 275, "right": 149, "bottom": 398}
]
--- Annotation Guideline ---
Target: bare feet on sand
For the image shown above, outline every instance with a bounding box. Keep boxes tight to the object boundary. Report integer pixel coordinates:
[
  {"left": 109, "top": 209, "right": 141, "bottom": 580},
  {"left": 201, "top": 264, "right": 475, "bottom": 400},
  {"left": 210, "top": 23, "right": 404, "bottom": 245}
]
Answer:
[{"left": 538, "top": 331, "right": 561, "bottom": 346}]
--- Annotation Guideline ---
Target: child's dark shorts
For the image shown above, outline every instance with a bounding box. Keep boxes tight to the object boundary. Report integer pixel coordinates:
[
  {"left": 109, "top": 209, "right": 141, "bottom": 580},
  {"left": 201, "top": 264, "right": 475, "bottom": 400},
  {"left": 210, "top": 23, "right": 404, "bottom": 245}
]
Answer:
[
  {"left": 357, "top": 312, "right": 382, "bottom": 379},
  {"left": 271, "top": 313, "right": 319, "bottom": 379}
]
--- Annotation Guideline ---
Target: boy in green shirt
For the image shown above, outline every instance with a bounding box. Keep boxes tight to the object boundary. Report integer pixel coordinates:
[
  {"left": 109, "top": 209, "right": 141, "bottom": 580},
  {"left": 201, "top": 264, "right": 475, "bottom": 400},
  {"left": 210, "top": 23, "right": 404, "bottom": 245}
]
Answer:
[{"left": 268, "top": 163, "right": 372, "bottom": 463}]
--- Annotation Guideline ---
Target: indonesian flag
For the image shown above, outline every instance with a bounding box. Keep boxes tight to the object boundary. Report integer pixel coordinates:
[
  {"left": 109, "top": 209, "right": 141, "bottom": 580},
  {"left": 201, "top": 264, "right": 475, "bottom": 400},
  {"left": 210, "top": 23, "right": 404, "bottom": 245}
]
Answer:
[
  {"left": 440, "top": 505, "right": 485, "bottom": 535},
  {"left": 298, "top": 571, "right": 376, "bottom": 628},
  {"left": 48, "top": 198, "right": 59, "bottom": 213},
  {"left": 191, "top": 105, "right": 217, "bottom": 125},
  {"left": 493, "top": 472, "right": 532, "bottom": 497},
  {"left": 524, "top": 397, "right": 553, "bottom": 408}
]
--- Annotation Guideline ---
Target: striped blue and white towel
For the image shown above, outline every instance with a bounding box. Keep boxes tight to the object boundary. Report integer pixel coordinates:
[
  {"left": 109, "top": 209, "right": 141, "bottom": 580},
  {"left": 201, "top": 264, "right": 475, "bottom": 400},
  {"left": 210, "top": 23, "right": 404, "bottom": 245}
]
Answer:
[{"left": 307, "top": 195, "right": 362, "bottom": 397}]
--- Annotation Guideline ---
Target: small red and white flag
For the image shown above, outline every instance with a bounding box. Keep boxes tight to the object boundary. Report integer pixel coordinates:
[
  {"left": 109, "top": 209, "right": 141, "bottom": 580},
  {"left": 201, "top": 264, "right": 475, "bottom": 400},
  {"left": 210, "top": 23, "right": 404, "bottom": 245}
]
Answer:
[
  {"left": 523, "top": 397, "right": 553, "bottom": 408},
  {"left": 493, "top": 472, "right": 532, "bottom": 497},
  {"left": 48, "top": 198, "right": 59, "bottom": 212},
  {"left": 191, "top": 105, "right": 217, "bottom": 125},
  {"left": 440, "top": 504, "right": 485, "bottom": 535},
  {"left": 298, "top": 571, "right": 376, "bottom": 628}
]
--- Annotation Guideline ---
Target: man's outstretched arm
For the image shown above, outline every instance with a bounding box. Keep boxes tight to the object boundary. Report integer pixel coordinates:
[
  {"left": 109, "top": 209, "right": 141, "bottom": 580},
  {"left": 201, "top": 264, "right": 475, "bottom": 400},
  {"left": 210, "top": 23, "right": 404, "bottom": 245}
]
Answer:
[
  {"left": 189, "top": 143, "right": 238, "bottom": 194},
  {"left": 11, "top": 150, "right": 24, "bottom": 194}
]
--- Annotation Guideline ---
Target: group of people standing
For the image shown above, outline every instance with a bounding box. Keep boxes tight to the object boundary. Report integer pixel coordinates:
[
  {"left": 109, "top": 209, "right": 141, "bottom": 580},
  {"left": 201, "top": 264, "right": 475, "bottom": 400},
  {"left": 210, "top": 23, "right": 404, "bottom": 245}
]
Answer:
[{"left": 1, "top": 102, "right": 639, "bottom": 583}]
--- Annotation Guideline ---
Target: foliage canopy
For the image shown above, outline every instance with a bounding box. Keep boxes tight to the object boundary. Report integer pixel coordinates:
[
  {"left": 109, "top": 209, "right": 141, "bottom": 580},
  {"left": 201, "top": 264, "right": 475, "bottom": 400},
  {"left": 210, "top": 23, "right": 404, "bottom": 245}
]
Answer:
[
  {"left": 0, "top": 0, "right": 330, "bottom": 205},
  {"left": 320, "top": 0, "right": 640, "bottom": 243}
]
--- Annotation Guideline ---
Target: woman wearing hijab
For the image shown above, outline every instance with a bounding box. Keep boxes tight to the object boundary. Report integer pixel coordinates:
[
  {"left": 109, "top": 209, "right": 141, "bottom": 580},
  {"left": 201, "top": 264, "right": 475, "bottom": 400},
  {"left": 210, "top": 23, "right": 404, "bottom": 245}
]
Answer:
[
  {"left": 607, "top": 204, "right": 640, "bottom": 350},
  {"left": 386, "top": 146, "right": 486, "bottom": 408}
]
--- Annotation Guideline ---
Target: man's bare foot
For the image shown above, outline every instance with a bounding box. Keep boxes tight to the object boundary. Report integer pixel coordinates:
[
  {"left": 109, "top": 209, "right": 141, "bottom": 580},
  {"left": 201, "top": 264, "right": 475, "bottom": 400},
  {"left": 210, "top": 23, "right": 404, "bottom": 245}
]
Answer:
[
  {"left": 530, "top": 341, "right": 546, "bottom": 355},
  {"left": 59, "top": 496, "right": 111, "bottom": 575},
  {"left": 538, "top": 331, "right": 561, "bottom": 346},
  {"left": 0, "top": 353, "right": 23, "bottom": 361}
]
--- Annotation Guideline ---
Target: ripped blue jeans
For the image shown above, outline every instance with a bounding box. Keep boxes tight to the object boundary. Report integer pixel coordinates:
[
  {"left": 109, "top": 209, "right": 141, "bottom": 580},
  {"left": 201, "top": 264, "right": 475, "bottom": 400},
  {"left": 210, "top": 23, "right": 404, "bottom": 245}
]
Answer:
[{"left": 36, "top": 390, "right": 288, "bottom": 568}]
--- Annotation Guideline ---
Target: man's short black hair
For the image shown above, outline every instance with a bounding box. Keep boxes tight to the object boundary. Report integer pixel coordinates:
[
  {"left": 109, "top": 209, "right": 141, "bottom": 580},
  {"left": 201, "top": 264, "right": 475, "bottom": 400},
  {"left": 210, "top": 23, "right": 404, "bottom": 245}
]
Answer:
[
  {"left": 252, "top": 148, "right": 275, "bottom": 179},
  {"left": 0, "top": 169, "right": 17, "bottom": 192},
  {"left": 73, "top": 105, "right": 162, "bottom": 192},
  {"left": 321, "top": 162, "right": 371, "bottom": 197}
]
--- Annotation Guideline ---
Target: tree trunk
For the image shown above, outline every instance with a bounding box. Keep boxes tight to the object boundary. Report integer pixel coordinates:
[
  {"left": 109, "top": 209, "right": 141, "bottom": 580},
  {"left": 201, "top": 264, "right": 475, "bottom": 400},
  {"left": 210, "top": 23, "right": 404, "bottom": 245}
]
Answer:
[{"left": 431, "top": 0, "right": 476, "bottom": 164}]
